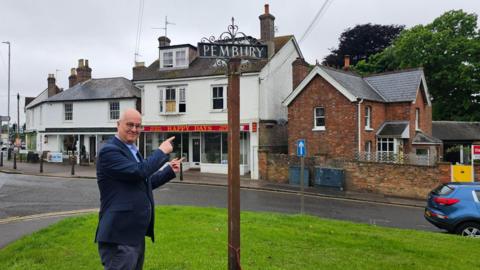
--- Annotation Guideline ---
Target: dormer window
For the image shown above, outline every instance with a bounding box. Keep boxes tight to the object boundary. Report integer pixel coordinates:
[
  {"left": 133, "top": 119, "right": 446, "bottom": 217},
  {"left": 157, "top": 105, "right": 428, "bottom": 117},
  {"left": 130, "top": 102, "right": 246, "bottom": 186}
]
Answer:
[
  {"left": 160, "top": 48, "right": 188, "bottom": 69},
  {"left": 163, "top": 52, "right": 173, "bottom": 68}
]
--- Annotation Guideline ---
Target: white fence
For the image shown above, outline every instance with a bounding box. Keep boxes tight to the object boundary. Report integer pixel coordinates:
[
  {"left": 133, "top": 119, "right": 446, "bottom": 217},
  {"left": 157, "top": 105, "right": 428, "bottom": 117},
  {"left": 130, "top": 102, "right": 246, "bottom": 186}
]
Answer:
[{"left": 355, "top": 151, "right": 437, "bottom": 166}]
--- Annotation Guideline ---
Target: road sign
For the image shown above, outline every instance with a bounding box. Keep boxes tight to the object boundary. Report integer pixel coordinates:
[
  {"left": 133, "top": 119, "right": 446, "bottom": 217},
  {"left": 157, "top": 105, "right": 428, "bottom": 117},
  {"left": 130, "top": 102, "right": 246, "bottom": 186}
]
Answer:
[
  {"left": 473, "top": 145, "right": 480, "bottom": 160},
  {"left": 297, "top": 139, "right": 306, "bottom": 157},
  {"left": 0, "top": 116, "right": 10, "bottom": 121}
]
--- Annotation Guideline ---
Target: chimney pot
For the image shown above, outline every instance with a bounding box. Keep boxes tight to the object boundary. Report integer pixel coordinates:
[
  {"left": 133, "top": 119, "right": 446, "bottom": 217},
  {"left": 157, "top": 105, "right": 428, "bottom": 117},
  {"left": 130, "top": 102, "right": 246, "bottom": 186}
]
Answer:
[
  {"left": 265, "top": 4, "right": 269, "bottom": 14},
  {"left": 85, "top": 59, "right": 89, "bottom": 67},
  {"left": 78, "top": 59, "right": 84, "bottom": 67},
  {"left": 158, "top": 36, "right": 171, "bottom": 48},
  {"left": 70, "top": 68, "right": 76, "bottom": 75}
]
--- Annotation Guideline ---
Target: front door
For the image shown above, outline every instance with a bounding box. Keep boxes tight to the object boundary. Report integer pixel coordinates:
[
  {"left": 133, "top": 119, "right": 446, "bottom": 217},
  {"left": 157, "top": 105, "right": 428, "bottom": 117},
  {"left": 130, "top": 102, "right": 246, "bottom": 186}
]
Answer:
[{"left": 192, "top": 138, "right": 200, "bottom": 167}]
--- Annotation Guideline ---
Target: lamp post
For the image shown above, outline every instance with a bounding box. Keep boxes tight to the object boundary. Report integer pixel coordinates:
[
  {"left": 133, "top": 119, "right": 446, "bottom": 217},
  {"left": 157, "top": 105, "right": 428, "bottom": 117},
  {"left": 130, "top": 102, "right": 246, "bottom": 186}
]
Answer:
[{"left": 2, "top": 41, "right": 10, "bottom": 144}]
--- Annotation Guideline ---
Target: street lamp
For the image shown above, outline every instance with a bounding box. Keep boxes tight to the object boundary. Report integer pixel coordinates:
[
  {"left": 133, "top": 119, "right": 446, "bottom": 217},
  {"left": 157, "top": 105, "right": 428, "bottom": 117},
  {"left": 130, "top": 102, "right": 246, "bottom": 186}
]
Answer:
[{"left": 2, "top": 41, "right": 11, "bottom": 144}]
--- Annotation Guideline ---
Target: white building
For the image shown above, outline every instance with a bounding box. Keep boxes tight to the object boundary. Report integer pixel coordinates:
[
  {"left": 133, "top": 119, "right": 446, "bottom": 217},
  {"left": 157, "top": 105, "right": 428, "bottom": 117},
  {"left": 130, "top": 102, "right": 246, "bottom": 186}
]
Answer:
[
  {"left": 132, "top": 5, "right": 303, "bottom": 179},
  {"left": 25, "top": 60, "right": 140, "bottom": 163}
]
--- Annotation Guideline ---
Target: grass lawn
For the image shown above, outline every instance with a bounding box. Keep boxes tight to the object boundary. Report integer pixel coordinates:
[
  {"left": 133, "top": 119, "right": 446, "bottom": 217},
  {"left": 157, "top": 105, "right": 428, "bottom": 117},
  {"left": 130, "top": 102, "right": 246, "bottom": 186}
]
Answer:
[{"left": 0, "top": 206, "right": 478, "bottom": 269}]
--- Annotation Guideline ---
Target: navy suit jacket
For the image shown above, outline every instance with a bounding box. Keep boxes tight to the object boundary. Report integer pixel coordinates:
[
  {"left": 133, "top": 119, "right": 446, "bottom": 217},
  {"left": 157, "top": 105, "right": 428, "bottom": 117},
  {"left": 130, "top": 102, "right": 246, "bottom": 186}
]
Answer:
[{"left": 95, "top": 137, "right": 176, "bottom": 245}]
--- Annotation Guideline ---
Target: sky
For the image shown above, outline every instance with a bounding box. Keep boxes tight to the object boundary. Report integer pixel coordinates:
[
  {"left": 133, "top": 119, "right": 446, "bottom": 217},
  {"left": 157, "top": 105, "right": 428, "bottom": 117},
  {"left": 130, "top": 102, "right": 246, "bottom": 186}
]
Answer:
[{"left": 0, "top": 0, "right": 479, "bottom": 125}]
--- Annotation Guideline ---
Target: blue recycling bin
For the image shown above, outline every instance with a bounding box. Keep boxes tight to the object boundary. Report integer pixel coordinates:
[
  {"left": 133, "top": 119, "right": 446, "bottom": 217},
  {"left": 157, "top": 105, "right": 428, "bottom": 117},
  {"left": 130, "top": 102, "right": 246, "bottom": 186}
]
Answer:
[
  {"left": 314, "top": 167, "right": 345, "bottom": 190},
  {"left": 289, "top": 166, "right": 309, "bottom": 186}
]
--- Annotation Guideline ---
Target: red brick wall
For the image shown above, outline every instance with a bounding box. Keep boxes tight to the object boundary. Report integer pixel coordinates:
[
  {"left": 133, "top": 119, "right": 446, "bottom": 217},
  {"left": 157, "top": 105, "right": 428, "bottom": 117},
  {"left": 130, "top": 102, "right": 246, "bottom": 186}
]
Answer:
[
  {"left": 411, "top": 87, "right": 432, "bottom": 136},
  {"left": 287, "top": 75, "right": 357, "bottom": 159}
]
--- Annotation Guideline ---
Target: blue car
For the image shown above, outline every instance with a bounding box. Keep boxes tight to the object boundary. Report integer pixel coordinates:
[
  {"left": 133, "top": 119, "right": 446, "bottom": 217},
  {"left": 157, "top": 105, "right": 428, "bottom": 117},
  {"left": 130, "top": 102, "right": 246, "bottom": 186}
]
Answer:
[{"left": 424, "top": 182, "right": 480, "bottom": 237}]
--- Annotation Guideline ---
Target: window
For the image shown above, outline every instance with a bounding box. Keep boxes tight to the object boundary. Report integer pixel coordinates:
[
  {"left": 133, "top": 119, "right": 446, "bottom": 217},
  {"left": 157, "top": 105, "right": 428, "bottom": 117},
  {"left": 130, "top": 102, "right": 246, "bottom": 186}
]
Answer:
[
  {"left": 175, "top": 51, "right": 187, "bottom": 66},
  {"left": 163, "top": 52, "right": 173, "bottom": 68},
  {"left": 212, "top": 86, "right": 226, "bottom": 110},
  {"left": 179, "top": 87, "right": 186, "bottom": 113},
  {"left": 158, "top": 86, "right": 187, "bottom": 114},
  {"left": 159, "top": 88, "right": 164, "bottom": 113},
  {"left": 377, "top": 138, "right": 394, "bottom": 153},
  {"left": 64, "top": 103, "right": 73, "bottom": 121},
  {"left": 365, "top": 141, "right": 372, "bottom": 153},
  {"left": 160, "top": 48, "right": 188, "bottom": 69},
  {"left": 415, "top": 108, "right": 420, "bottom": 130},
  {"left": 109, "top": 101, "right": 120, "bottom": 120},
  {"left": 314, "top": 107, "right": 325, "bottom": 130},
  {"left": 365, "top": 106, "right": 371, "bottom": 129}
]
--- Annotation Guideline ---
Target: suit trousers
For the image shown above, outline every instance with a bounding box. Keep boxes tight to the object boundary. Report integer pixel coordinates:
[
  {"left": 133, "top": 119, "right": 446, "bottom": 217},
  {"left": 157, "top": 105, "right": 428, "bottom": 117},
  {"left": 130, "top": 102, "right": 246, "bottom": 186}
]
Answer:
[{"left": 98, "top": 240, "right": 145, "bottom": 270}]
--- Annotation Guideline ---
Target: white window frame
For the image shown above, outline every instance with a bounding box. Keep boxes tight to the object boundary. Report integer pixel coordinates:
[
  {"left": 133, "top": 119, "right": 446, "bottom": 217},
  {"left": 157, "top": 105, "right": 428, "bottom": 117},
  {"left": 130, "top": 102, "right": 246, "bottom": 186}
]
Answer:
[
  {"left": 162, "top": 51, "right": 173, "bottom": 68},
  {"left": 313, "top": 107, "right": 325, "bottom": 131},
  {"left": 64, "top": 103, "right": 73, "bottom": 121},
  {"left": 415, "top": 108, "right": 420, "bottom": 130},
  {"left": 211, "top": 85, "right": 227, "bottom": 111},
  {"left": 159, "top": 48, "right": 189, "bottom": 69},
  {"left": 109, "top": 101, "right": 120, "bottom": 120},
  {"left": 377, "top": 138, "right": 396, "bottom": 154},
  {"left": 365, "top": 106, "right": 372, "bottom": 130},
  {"left": 365, "top": 141, "right": 372, "bottom": 153},
  {"left": 158, "top": 85, "right": 187, "bottom": 115}
]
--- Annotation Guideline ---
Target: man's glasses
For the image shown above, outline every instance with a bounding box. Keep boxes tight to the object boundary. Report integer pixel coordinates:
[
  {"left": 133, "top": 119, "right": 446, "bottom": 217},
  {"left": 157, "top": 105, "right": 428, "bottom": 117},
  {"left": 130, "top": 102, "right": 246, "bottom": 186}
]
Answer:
[{"left": 125, "top": 122, "right": 143, "bottom": 131}]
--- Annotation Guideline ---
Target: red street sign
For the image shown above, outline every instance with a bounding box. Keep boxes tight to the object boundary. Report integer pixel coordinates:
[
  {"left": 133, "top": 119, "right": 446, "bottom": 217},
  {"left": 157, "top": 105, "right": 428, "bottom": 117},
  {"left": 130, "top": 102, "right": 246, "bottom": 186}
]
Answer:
[{"left": 473, "top": 145, "right": 480, "bottom": 160}]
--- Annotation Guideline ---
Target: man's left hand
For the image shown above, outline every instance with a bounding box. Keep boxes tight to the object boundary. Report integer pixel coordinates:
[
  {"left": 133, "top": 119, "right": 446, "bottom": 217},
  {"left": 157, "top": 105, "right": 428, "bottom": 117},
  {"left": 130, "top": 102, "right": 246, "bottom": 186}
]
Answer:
[{"left": 169, "top": 157, "right": 184, "bottom": 173}]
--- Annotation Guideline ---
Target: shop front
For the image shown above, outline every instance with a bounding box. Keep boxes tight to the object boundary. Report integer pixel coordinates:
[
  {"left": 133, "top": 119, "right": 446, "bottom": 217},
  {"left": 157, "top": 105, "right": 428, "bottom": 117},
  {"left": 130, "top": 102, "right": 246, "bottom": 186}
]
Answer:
[{"left": 143, "top": 124, "right": 253, "bottom": 175}]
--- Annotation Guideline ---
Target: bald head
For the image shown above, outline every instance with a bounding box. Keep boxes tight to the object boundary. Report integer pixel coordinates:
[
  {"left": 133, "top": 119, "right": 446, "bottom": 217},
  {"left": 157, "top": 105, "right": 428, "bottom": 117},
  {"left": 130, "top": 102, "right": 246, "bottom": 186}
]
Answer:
[
  {"left": 120, "top": 108, "right": 141, "bottom": 121},
  {"left": 117, "top": 108, "right": 142, "bottom": 144}
]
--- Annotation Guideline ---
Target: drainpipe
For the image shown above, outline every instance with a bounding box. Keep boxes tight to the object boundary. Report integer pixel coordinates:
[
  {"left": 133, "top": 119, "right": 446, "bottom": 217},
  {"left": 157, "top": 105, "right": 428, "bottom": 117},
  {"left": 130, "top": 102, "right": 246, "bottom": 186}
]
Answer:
[{"left": 357, "top": 99, "right": 364, "bottom": 155}]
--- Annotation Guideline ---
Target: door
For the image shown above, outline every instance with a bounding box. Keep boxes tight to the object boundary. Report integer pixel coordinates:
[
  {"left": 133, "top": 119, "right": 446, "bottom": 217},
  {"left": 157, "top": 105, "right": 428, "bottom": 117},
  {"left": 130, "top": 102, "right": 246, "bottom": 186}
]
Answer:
[
  {"left": 89, "top": 136, "right": 96, "bottom": 162},
  {"left": 192, "top": 138, "right": 200, "bottom": 167}
]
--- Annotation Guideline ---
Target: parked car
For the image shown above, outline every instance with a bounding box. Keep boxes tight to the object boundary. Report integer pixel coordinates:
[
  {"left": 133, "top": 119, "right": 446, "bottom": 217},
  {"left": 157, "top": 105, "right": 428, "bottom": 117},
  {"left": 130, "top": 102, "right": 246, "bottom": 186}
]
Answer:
[{"left": 424, "top": 182, "right": 480, "bottom": 237}]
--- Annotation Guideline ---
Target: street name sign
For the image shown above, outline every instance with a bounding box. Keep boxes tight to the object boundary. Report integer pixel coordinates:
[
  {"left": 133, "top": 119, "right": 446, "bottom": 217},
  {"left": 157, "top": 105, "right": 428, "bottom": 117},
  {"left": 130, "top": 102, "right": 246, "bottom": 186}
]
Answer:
[{"left": 198, "top": 43, "right": 268, "bottom": 59}]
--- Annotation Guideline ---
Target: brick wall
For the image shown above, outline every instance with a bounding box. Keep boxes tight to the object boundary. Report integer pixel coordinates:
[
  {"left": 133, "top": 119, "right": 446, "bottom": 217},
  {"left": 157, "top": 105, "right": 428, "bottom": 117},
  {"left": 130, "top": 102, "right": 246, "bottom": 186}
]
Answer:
[
  {"left": 287, "top": 75, "right": 357, "bottom": 159},
  {"left": 259, "top": 122, "right": 288, "bottom": 153},
  {"left": 258, "top": 151, "right": 480, "bottom": 199}
]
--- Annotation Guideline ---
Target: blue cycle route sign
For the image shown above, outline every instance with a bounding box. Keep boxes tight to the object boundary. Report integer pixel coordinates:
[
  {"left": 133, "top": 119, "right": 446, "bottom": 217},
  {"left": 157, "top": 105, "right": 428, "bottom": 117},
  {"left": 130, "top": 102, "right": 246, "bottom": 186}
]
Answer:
[{"left": 297, "top": 139, "right": 306, "bottom": 157}]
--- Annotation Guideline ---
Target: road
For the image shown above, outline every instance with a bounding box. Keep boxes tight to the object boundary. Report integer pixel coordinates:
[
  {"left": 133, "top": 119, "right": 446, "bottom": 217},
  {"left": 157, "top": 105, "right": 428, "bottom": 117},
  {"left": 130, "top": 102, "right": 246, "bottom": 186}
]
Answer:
[{"left": 0, "top": 173, "right": 439, "bottom": 248}]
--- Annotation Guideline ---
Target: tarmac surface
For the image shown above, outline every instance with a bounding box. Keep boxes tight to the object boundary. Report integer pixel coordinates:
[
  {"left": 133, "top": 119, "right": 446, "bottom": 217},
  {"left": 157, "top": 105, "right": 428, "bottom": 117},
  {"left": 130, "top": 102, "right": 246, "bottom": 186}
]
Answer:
[{"left": 0, "top": 158, "right": 426, "bottom": 208}]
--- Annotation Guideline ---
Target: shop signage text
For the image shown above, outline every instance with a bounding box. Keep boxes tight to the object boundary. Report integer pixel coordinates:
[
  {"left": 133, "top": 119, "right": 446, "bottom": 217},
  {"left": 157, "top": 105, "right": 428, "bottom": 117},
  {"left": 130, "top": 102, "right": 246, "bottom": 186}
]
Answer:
[
  {"left": 143, "top": 124, "right": 251, "bottom": 133},
  {"left": 473, "top": 145, "right": 480, "bottom": 160}
]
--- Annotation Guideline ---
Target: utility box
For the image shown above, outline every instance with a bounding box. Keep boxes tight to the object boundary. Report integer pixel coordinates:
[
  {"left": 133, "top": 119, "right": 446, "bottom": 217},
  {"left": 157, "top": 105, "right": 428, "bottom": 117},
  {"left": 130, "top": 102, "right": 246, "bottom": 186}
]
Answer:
[
  {"left": 289, "top": 166, "right": 309, "bottom": 186},
  {"left": 314, "top": 167, "right": 345, "bottom": 190}
]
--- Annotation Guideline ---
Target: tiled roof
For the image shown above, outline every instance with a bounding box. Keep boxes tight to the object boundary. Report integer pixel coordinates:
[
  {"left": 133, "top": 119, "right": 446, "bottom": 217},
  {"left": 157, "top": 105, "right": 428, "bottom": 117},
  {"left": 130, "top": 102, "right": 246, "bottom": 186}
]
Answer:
[
  {"left": 319, "top": 66, "right": 384, "bottom": 102},
  {"left": 27, "top": 77, "right": 139, "bottom": 109},
  {"left": 412, "top": 131, "right": 442, "bottom": 144},
  {"left": 377, "top": 121, "right": 409, "bottom": 138},
  {"left": 432, "top": 121, "right": 480, "bottom": 141},
  {"left": 133, "top": 35, "right": 294, "bottom": 81},
  {"left": 364, "top": 69, "right": 424, "bottom": 102}
]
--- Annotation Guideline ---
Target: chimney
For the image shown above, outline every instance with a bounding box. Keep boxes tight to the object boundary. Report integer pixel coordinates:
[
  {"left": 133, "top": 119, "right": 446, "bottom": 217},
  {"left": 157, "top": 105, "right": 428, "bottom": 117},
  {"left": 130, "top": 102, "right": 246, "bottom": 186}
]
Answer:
[
  {"left": 76, "top": 58, "right": 92, "bottom": 84},
  {"left": 343, "top": 55, "right": 350, "bottom": 70},
  {"left": 259, "top": 4, "right": 275, "bottom": 58},
  {"left": 68, "top": 68, "right": 77, "bottom": 88},
  {"left": 292, "top": 57, "right": 310, "bottom": 90},
  {"left": 158, "top": 36, "right": 171, "bottom": 48},
  {"left": 47, "top": 74, "right": 57, "bottom": 97}
]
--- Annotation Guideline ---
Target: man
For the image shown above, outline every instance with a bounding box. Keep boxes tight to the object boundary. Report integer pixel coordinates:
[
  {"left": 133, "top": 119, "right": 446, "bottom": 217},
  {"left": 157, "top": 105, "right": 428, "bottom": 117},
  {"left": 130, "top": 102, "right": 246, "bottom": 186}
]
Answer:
[{"left": 95, "top": 108, "right": 182, "bottom": 270}]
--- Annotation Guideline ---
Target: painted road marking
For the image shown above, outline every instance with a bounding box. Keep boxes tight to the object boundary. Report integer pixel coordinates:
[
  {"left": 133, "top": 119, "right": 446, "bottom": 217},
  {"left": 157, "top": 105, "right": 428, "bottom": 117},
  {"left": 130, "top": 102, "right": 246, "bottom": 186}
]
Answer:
[{"left": 0, "top": 208, "right": 98, "bottom": 225}]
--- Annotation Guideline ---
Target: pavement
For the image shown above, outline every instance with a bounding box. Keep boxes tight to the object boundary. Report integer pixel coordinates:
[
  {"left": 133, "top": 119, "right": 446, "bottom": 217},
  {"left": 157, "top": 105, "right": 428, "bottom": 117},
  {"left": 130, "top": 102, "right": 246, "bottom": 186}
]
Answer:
[{"left": 0, "top": 158, "right": 426, "bottom": 208}]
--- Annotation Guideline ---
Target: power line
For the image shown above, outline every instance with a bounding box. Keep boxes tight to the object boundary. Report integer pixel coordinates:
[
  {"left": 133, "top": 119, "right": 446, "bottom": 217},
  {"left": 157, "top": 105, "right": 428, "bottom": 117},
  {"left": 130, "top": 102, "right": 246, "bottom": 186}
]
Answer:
[
  {"left": 299, "top": 0, "right": 333, "bottom": 43},
  {"left": 134, "top": 0, "right": 145, "bottom": 63}
]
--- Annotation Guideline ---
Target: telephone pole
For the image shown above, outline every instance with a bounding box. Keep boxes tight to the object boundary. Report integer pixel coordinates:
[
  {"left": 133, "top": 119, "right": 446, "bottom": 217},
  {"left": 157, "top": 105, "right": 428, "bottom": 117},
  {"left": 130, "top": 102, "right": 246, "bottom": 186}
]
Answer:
[{"left": 2, "top": 41, "right": 11, "bottom": 143}]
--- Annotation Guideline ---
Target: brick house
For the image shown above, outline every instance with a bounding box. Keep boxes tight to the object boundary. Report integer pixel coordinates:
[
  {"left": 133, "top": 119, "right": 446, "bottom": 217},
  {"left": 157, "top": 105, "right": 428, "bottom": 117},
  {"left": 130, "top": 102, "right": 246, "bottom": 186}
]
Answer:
[{"left": 283, "top": 58, "right": 442, "bottom": 165}]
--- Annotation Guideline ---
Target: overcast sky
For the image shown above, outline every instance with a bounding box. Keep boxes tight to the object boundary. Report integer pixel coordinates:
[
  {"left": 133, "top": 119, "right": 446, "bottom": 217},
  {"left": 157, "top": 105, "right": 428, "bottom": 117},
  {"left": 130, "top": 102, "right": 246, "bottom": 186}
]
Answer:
[{"left": 0, "top": 0, "right": 479, "bottom": 124}]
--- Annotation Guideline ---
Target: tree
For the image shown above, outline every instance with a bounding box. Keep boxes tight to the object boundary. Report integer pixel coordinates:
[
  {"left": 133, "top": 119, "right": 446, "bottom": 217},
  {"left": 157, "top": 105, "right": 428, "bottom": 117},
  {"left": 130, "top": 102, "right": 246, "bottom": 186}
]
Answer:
[
  {"left": 323, "top": 23, "right": 404, "bottom": 67},
  {"left": 355, "top": 10, "right": 480, "bottom": 121}
]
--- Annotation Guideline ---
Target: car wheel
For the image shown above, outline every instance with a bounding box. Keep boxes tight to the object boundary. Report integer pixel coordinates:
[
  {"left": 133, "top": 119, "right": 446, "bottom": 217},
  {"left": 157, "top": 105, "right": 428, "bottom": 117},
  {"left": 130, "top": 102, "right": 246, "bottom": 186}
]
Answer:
[{"left": 455, "top": 222, "right": 480, "bottom": 238}]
